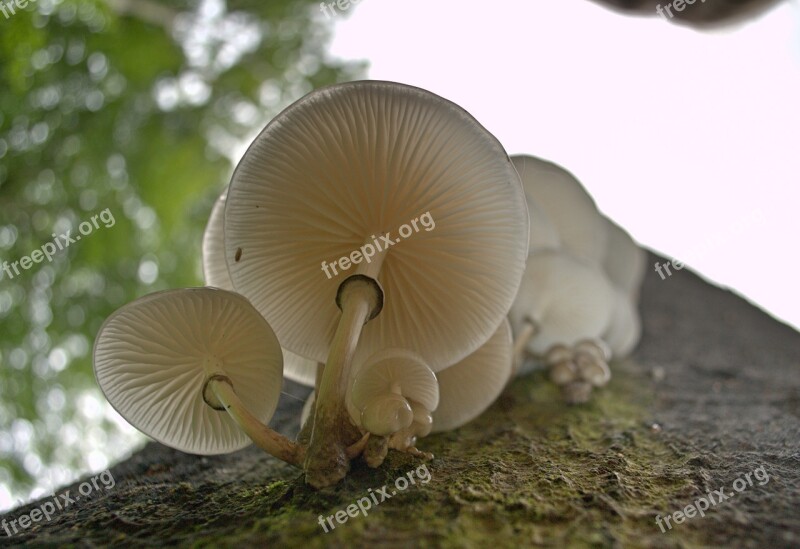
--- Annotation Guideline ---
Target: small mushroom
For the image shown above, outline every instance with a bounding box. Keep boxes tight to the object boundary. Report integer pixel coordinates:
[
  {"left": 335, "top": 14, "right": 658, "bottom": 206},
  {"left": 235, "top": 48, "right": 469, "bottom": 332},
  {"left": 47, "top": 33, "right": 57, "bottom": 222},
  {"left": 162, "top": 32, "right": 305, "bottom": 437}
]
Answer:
[
  {"left": 347, "top": 348, "right": 439, "bottom": 439},
  {"left": 201, "top": 187, "right": 319, "bottom": 388},
  {"left": 546, "top": 339, "right": 612, "bottom": 404},
  {"left": 93, "top": 287, "right": 302, "bottom": 464},
  {"left": 224, "top": 81, "right": 529, "bottom": 486},
  {"left": 431, "top": 318, "right": 514, "bottom": 433},
  {"left": 512, "top": 154, "right": 608, "bottom": 266}
]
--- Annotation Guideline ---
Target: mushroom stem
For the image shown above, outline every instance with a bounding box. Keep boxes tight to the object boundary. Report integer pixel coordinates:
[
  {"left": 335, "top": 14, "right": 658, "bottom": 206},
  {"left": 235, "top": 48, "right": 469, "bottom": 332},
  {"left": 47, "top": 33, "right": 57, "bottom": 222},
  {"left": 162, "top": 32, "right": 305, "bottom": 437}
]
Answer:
[
  {"left": 210, "top": 378, "right": 304, "bottom": 466},
  {"left": 512, "top": 319, "right": 538, "bottom": 372},
  {"left": 314, "top": 362, "right": 324, "bottom": 398},
  {"left": 304, "top": 275, "right": 384, "bottom": 487}
]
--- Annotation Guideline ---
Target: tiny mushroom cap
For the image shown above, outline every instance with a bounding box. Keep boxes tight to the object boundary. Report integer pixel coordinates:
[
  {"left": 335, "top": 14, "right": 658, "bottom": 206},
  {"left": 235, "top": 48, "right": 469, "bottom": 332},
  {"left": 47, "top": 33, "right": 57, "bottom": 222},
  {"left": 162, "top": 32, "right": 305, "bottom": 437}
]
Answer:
[
  {"left": 602, "top": 288, "right": 642, "bottom": 359},
  {"left": 224, "top": 80, "right": 530, "bottom": 371},
  {"left": 93, "top": 287, "right": 284, "bottom": 455},
  {"left": 509, "top": 250, "right": 616, "bottom": 357},
  {"left": 431, "top": 318, "right": 514, "bottom": 433},
  {"left": 347, "top": 348, "right": 439, "bottom": 437},
  {"left": 601, "top": 216, "right": 646, "bottom": 298},
  {"left": 202, "top": 187, "right": 318, "bottom": 388},
  {"left": 511, "top": 154, "right": 607, "bottom": 265}
]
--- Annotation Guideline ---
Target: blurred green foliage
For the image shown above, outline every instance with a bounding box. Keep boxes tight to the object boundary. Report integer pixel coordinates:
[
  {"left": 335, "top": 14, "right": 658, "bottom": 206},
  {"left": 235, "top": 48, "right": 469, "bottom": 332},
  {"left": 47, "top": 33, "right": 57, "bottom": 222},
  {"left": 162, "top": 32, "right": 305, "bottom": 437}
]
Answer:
[{"left": 0, "top": 0, "right": 362, "bottom": 508}]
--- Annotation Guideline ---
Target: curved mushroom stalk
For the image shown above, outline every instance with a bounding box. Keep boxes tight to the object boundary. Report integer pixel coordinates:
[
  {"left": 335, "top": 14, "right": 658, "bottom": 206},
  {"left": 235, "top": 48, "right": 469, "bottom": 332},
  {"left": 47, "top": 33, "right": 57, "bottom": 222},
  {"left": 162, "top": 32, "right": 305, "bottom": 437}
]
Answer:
[
  {"left": 93, "top": 288, "right": 304, "bottom": 466},
  {"left": 547, "top": 339, "right": 612, "bottom": 404},
  {"left": 204, "top": 375, "right": 304, "bottom": 464}
]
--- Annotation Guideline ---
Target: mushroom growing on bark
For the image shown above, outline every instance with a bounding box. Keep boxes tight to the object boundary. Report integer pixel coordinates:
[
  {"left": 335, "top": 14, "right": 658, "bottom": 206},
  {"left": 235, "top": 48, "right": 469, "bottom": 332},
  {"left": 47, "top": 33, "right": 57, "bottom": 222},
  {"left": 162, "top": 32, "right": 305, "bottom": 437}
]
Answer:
[
  {"left": 509, "top": 250, "right": 616, "bottom": 403},
  {"left": 93, "top": 287, "right": 303, "bottom": 464},
  {"left": 223, "top": 81, "right": 529, "bottom": 486},
  {"left": 431, "top": 318, "right": 514, "bottom": 432},
  {"left": 345, "top": 347, "right": 440, "bottom": 465},
  {"left": 599, "top": 216, "right": 645, "bottom": 358},
  {"left": 601, "top": 216, "right": 646, "bottom": 300}
]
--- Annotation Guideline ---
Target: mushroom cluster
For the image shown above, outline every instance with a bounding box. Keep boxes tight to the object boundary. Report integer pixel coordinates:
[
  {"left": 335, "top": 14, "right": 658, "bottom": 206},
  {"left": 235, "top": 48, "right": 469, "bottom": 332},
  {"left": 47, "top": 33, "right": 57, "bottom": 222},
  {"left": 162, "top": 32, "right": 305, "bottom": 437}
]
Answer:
[
  {"left": 92, "top": 81, "right": 644, "bottom": 488},
  {"left": 94, "top": 81, "right": 529, "bottom": 487},
  {"left": 508, "top": 155, "right": 645, "bottom": 403}
]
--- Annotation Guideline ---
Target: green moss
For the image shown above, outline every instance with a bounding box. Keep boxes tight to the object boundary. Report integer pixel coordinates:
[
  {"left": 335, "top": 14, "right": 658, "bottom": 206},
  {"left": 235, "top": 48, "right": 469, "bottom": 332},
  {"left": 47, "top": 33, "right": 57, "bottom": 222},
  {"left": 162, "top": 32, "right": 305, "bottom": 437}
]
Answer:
[
  {"left": 11, "top": 359, "right": 714, "bottom": 548},
  {"left": 183, "top": 359, "right": 712, "bottom": 548}
]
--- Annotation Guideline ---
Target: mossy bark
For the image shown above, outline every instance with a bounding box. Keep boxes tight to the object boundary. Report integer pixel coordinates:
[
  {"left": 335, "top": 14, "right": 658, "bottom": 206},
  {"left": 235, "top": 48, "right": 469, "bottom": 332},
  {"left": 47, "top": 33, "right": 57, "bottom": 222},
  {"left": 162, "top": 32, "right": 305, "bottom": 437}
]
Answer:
[{"left": 3, "top": 252, "right": 799, "bottom": 548}]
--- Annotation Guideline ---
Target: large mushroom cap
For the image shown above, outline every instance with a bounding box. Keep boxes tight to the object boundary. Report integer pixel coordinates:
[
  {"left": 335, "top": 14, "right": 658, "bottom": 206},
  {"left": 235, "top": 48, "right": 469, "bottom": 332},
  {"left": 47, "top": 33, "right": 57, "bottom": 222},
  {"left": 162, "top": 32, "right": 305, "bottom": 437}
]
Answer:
[
  {"left": 509, "top": 251, "right": 616, "bottom": 355},
  {"left": 93, "top": 287, "right": 284, "bottom": 455},
  {"left": 512, "top": 154, "right": 607, "bottom": 265},
  {"left": 202, "top": 188, "right": 318, "bottom": 387},
  {"left": 431, "top": 318, "right": 514, "bottom": 433},
  {"left": 225, "top": 80, "right": 529, "bottom": 370},
  {"left": 601, "top": 216, "right": 646, "bottom": 298}
]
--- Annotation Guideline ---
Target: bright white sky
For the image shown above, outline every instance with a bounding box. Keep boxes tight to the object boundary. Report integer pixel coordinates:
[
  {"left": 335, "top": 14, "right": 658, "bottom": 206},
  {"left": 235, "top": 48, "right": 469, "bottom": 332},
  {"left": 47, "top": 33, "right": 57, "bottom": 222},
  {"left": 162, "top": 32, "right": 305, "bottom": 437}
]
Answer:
[{"left": 328, "top": 0, "right": 800, "bottom": 330}]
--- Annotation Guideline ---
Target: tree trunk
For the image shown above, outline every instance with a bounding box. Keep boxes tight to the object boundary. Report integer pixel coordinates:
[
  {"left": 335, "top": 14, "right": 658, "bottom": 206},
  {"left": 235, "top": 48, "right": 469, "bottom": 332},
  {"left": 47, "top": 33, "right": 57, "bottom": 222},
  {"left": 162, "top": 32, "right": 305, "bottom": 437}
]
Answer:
[{"left": 2, "top": 251, "right": 799, "bottom": 548}]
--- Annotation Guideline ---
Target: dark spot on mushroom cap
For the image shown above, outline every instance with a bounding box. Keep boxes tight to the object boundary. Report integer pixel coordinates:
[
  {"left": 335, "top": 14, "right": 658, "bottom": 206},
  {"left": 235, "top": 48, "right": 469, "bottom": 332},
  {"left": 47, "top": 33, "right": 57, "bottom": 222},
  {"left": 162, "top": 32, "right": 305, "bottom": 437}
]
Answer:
[{"left": 235, "top": 248, "right": 242, "bottom": 262}]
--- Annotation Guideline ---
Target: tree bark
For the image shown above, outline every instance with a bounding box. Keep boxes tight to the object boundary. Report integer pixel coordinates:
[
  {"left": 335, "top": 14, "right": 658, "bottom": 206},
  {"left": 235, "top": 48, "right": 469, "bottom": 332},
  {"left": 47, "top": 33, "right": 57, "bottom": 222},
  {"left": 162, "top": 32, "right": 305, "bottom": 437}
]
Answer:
[{"left": 2, "top": 251, "right": 799, "bottom": 547}]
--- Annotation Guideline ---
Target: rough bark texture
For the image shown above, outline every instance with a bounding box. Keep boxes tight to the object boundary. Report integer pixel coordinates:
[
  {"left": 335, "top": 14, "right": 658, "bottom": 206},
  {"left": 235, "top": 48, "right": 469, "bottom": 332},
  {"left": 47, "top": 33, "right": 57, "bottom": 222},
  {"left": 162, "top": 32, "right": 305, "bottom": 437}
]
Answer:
[{"left": 3, "top": 251, "right": 799, "bottom": 548}]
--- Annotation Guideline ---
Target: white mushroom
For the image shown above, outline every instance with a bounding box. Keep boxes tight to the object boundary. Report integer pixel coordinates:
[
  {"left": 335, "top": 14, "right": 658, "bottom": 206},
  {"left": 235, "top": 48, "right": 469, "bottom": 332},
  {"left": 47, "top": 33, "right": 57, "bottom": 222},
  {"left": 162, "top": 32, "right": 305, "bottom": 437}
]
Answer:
[
  {"left": 223, "top": 81, "right": 529, "bottom": 486},
  {"left": 602, "top": 288, "right": 642, "bottom": 359},
  {"left": 431, "top": 318, "right": 514, "bottom": 433},
  {"left": 509, "top": 250, "right": 616, "bottom": 403},
  {"left": 93, "top": 287, "right": 302, "bottom": 464},
  {"left": 510, "top": 251, "right": 615, "bottom": 360},
  {"left": 596, "top": 216, "right": 645, "bottom": 359},
  {"left": 546, "top": 339, "right": 612, "bottom": 404},
  {"left": 347, "top": 348, "right": 439, "bottom": 439},
  {"left": 522, "top": 189, "right": 561, "bottom": 255},
  {"left": 202, "top": 187, "right": 319, "bottom": 388},
  {"left": 512, "top": 154, "right": 607, "bottom": 266},
  {"left": 601, "top": 216, "right": 646, "bottom": 299}
]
